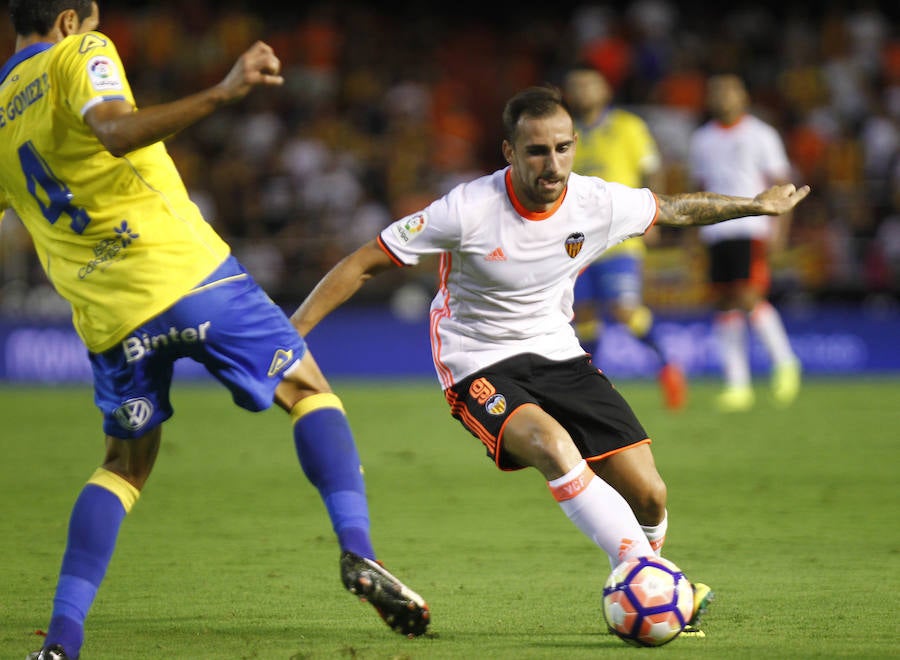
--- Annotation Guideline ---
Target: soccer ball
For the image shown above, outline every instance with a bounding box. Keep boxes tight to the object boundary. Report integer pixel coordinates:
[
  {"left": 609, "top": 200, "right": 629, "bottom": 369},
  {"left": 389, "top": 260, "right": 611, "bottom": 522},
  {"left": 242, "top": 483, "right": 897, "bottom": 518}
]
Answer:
[{"left": 602, "top": 556, "right": 694, "bottom": 647}]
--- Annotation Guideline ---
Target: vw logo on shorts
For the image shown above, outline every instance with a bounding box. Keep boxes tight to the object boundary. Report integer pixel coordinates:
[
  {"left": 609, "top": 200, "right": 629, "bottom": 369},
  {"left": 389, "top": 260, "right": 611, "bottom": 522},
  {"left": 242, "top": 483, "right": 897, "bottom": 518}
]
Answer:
[
  {"left": 113, "top": 397, "right": 154, "bottom": 431},
  {"left": 485, "top": 393, "right": 507, "bottom": 415}
]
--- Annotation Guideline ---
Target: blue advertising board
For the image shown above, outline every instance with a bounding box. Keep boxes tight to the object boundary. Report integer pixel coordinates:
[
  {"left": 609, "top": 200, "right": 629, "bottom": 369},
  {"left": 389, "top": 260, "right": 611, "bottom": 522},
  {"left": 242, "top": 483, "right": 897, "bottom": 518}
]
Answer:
[{"left": 0, "top": 304, "right": 898, "bottom": 383}]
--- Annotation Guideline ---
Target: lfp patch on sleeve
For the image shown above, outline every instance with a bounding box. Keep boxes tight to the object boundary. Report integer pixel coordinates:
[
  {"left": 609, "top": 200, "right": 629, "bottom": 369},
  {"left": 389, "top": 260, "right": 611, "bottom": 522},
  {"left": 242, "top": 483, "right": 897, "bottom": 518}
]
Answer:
[
  {"left": 86, "top": 56, "right": 124, "bottom": 91},
  {"left": 390, "top": 212, "right": 427, "bottom": 244}
]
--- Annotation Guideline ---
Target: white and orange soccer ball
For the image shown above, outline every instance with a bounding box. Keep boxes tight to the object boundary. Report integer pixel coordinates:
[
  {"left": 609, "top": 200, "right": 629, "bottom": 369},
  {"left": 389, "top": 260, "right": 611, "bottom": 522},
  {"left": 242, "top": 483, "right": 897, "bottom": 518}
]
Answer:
[{"left": 602, "top": 556, "right": 695, "bottom": 647}]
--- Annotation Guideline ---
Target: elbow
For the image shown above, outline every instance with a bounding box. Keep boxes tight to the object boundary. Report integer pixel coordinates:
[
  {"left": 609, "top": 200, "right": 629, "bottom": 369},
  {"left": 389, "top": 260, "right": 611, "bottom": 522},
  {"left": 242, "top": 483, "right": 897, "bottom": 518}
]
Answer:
[
  {"left": 105, "top": 145, "right": 131, "bottom": 159},
  {"left": 97, "top": 134, "right": 135, "bottom": 158},
  {"left": 90, "top": 120, "right": 140, "bottom": 157},
  {"left": 93, "top": 133, "right": 131, "bottom": 158}
]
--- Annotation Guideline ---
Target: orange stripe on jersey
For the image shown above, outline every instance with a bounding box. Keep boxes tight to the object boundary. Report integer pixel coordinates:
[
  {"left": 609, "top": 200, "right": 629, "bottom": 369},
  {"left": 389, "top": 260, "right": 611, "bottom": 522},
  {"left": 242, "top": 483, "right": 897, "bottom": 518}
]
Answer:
[
  {"left": 648, "top": 192, "right": 661, "bottom": 229},
  {"left": 548, "top": 462, "right": 595, "bottom": 502},
  {"left": 376, "top": 235, "right": 406, "bottom": 267},
  {"left": 431, "top": 252, "right": 455, "bottom": 389}
]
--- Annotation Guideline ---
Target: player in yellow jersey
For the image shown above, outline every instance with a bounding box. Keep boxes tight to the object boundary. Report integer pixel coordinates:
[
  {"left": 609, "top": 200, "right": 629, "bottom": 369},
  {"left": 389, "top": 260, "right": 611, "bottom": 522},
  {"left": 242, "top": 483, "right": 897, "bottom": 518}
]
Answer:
[
  {"left": 564, "top": 63, "right": 687, "bottom": 410},
  {"left": 1, "top": 3, "right": 429, "bottom": 659}
]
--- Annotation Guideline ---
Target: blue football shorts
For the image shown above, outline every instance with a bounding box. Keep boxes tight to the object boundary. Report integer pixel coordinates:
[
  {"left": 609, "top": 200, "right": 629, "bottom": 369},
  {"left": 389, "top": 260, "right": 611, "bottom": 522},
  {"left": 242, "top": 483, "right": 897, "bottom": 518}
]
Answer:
[
  {"left": 573, "top": 253, "right": 643, "bottom": 306},
  {"left": 90, "top": 255, "right": 306, "bottom": 439}
]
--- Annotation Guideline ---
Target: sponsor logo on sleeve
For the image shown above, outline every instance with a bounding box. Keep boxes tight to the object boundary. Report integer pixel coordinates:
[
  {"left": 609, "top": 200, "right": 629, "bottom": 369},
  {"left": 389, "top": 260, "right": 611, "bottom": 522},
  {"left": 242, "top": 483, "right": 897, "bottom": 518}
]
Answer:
[
  {"left": 390, "top": 213, "right": 427, "bottom": 244},
  {"left": 86, "top": 55, "right": 124, "bottom": 91}
]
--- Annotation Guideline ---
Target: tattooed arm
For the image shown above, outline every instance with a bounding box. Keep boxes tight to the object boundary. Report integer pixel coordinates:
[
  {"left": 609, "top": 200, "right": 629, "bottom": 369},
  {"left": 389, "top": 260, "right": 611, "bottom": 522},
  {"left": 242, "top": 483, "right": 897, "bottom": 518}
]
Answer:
[{"left": 655, "top": 183, "right": 810, "bottom": 227}]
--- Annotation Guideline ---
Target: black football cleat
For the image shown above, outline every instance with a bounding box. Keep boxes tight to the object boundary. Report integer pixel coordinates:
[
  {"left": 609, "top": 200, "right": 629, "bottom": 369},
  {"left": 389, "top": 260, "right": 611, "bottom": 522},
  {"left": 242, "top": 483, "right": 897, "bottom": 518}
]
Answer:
[{"left": 340, "top": 550, "right": 430, "bottom": 637}]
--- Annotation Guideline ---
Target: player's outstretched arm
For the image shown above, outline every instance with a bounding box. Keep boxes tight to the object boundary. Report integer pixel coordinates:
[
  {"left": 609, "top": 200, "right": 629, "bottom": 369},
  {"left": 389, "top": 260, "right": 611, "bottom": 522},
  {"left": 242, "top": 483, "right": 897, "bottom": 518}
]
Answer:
[
  {"left": 291, "top": 239, "right": 396, "bottom": 337},
  {"left": 86, "top": 41, "right": 284, "bottom": 157},
  {"left": 654, "top": 183, "right": 811, "bottom": 228}
]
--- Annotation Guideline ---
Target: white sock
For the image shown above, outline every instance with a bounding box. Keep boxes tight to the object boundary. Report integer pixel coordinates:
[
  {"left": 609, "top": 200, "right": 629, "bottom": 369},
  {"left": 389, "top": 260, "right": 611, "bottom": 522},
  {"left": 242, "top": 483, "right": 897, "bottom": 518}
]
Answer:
[
  {"left": 714, "top": 310, "right": 751, "bottom": 388},
  {"left": 548, "top": 460, "right": 654, "bottom": 568},
  {"left": 641, "top": 510, "right": 668, "bottom": 556},
  {"left": 749, "top": 301, "right": 797, "bottom": 367}
]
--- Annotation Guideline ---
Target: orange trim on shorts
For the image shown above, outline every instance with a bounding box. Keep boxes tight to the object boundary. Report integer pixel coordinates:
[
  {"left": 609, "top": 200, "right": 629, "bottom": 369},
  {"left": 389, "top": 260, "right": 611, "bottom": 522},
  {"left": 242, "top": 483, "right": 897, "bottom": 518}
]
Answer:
[
  {"left": 443, "top": 389, "right": 539, "bottom": 472},
  {"left": 494, "top": 403, "right": 540, "bottom": 471},
  {"left": 709, "top": 239, "right": 770, "bottom": 298},
  {"left": 585, "top": 438, "right": 652, "bottom": 464},
  {"left": 748, "top": 239, "right": 771, "bottom": 293},
  {"left": 444, "top": 387, "right": 498, "bottom": 456}
]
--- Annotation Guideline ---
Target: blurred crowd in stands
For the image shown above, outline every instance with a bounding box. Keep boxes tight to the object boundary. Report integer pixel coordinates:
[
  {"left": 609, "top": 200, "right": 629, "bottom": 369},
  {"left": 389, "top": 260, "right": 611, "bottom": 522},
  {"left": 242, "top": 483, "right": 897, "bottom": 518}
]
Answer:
[{"left": 1, "top": 0, "right": 899, "bottom": 317}]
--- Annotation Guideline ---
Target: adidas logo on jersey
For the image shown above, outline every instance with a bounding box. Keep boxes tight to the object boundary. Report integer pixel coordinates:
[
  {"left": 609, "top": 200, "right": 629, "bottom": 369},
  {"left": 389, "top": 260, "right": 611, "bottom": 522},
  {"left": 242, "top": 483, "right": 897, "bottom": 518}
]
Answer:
[{"left": 484, "top": 247, "right": 507, "bottom": 261}]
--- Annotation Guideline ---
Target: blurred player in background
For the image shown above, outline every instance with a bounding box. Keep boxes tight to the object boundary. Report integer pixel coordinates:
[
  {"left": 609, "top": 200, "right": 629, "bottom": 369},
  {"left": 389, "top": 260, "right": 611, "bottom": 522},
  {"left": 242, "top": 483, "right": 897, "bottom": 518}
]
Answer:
[
  {"left": 564, "top": 63, "right": 687, "bottom": 410},
  {"left": 1, "top": 3, "right": 428, "bottom": 658},
  {"left": 291, "top": 84, "right": 810, "bottom": 637},
  {"left": 688, "top": 74, "right": 802, "bottom": 412}
]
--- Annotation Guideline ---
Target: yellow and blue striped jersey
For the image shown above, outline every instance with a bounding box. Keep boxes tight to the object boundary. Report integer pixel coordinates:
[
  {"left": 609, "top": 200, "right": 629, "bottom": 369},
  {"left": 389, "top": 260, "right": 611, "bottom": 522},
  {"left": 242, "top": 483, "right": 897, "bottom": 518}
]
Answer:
[
  {"left": 573, "top": 108, "right": 659, "bottom": 258},
  {"left": 0, "top": 32, "right": 229, "bottom": 352}
]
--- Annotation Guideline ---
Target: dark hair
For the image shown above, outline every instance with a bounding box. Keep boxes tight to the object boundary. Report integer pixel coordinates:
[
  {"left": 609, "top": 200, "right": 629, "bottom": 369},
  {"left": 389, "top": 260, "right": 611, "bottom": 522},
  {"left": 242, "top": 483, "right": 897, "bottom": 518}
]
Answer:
[
  {"left": 502, "top": 84, "right": 570, "bottom": 142},
  {"left": 9, "top": 0, "right": 93, "bottom": 36}
]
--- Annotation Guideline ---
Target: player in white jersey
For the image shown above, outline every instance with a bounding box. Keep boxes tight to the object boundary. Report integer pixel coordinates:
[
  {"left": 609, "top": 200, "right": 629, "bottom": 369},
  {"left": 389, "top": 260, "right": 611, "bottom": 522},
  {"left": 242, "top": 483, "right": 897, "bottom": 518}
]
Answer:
[
  {"left": 292, "top": 85, "right": 810, "bottom": 637},
  {"left": 381, "top": 168, "right": 656, "bottom": 388},
  {"left": 688, "top": 74, "right": 802, "bottom": 412}
]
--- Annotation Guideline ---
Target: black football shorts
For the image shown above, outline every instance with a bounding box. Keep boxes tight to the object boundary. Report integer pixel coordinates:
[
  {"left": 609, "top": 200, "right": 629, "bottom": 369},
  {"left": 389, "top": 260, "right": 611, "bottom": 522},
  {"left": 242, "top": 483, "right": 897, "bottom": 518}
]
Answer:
[{"left": 444, "top": 353, "right": 650, "bottom": 470}]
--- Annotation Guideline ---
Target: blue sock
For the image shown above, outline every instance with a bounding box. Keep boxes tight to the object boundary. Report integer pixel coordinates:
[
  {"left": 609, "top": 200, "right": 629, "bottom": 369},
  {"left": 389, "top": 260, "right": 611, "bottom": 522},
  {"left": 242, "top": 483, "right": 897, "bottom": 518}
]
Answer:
[
  {"left": 45, "top": 483, "right": 127, "bottom": 658},
  {"left": 292, "top": 397, "right": 374, "bottom": 559}
]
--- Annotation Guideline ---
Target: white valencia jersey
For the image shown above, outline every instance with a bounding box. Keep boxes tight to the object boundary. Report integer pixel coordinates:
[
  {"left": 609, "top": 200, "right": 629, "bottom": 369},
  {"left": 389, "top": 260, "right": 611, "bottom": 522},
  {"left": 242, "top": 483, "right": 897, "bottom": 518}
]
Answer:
[
  {"left": 688, "top": 114, "right": 791, "bottom": 243},
  {"left": 378, "top": 168, "right": 658, "bottom": 389}
]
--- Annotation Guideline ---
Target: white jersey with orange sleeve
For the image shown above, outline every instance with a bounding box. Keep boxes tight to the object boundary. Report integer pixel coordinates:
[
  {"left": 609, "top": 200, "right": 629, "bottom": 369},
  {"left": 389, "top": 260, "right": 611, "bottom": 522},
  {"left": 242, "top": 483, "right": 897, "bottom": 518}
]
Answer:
[
  {"left": 688, "top": 114, "right": 791, "bottom": 244},
  {"left": 377, "top": 168, "right": 659, "bottom": 389}
]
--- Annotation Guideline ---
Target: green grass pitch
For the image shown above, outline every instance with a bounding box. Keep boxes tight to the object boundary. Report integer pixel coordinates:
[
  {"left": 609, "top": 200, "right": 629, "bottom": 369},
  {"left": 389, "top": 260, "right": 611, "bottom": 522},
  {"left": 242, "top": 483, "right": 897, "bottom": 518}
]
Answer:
[{"left": 1, "top": 377, "right": 898, "bottom": 659}]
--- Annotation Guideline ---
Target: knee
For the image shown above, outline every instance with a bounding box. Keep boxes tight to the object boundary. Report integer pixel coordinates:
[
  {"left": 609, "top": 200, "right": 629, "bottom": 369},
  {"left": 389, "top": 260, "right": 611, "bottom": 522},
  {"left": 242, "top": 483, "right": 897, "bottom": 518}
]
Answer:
[
  {"left": 632, "top": 476, "right": 667, "bottom": 524},
  {"left": 102, "top": 430, "right": 160, "bottom": 491},
  {"left": 101, "top": 459, "right": 151, "bottom": 491},
  {"left": 510, "top": 429, "right": 581, "bottom": 480}
]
